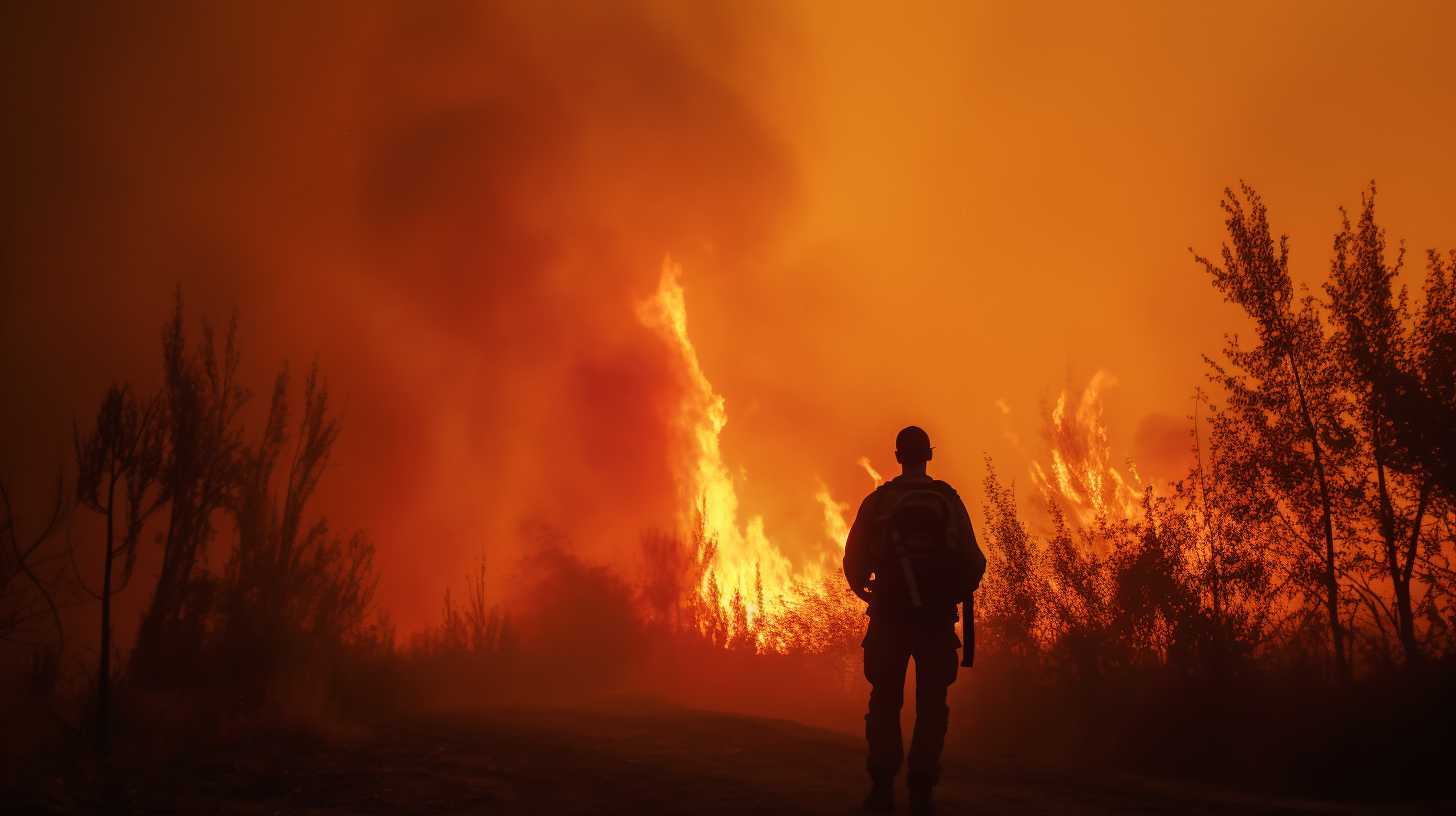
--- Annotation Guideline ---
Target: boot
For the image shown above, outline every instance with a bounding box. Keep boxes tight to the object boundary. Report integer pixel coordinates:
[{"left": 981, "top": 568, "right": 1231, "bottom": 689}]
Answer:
[
  {"left": 908, "top": 781, "right": 934, "bottom": 816},
  {"left": 862, "top": 776, "right": 894, "bottom": 812}
]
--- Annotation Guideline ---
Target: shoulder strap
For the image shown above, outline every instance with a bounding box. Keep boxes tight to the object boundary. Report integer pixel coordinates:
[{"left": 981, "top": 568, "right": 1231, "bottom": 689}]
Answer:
[{"left": 877, "top": 481, "right": 961, "bottom": 553}]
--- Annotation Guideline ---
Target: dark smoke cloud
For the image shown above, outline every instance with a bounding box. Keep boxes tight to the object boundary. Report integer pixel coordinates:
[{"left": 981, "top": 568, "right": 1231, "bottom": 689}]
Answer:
[{"left": 1, "top": 1, "right": 798, "bottom": 629}]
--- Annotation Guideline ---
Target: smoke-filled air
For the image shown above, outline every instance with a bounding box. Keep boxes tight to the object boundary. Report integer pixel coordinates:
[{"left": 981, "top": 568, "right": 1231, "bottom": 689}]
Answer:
[{"left": 3, "top": 1, "right": 1454, "bottom": 813}]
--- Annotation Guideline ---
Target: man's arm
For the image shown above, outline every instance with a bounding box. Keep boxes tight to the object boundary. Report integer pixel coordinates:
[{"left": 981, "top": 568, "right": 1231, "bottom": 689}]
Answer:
[
  {"left": 950, "top": 488, "right": 984, "bottom": 668},
  {"left": 951, "top": 489, "right": 987, "bottom": 592},
  {"left": 843, "top": 491, "right": 879, "bottom": 602}
]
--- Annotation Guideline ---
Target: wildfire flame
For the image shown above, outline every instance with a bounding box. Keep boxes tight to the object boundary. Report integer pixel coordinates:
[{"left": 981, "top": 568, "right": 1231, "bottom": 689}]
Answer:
[
  {"left": 815, "top": 483, "right": 851, "bottom": 552},
  {"left": 636, "top": 263, "right": 1156, "bottom": 653},
  {"left": 1029, "top": 370, "right": 1145, "bottom": 526},
  {"left": 857, "top": 456, "right": 883, "bottom": 487},
  {"left": 637, "top": 260, "right": 854, "bottom": 647}
]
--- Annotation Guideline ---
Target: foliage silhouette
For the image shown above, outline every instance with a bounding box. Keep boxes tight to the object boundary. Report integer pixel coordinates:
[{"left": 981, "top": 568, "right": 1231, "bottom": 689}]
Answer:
[{"left": 1192, "top": 184, "right": 1358, "bottom": 680}]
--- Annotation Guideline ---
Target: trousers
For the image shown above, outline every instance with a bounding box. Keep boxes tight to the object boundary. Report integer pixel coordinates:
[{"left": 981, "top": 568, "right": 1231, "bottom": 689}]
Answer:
[{"left": 862, "top": 615, "right": 960, "bottom": 787}]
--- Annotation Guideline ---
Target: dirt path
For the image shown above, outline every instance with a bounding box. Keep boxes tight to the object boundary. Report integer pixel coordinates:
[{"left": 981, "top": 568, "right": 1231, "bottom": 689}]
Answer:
[{"left": 21, "top": 705, "right": 1439, "bottom": 814}]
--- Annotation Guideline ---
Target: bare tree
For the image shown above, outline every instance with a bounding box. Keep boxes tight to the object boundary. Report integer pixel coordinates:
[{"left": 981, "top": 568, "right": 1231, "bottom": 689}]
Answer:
[
  {"left": 462, "top": 550, "right": 496, "bottom": 654},
  {"left": 74, "top": 384, "right": 167, "bottom": 752},
  {"left": 0, "top": 476, "right": 67, "bottom": 669},
  {"left": 133, "top": 292, "right": 248, "bottom": 681},
  {"left": 216, "top": 359, "right": 376, "bottom": 701}
]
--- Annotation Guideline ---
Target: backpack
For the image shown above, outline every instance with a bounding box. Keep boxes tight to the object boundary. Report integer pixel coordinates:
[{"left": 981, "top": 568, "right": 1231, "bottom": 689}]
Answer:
[{"left": 871, "top": 480, "right": 968, "bottom": 617}]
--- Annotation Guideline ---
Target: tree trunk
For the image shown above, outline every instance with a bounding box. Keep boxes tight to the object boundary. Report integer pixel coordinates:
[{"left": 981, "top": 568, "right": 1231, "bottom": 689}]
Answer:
[
  {"left": 133, "top": 504, "right": 184, "bottom": 679},
  {"left": 97, "top": 474, "right": 116, "bottom": 755},
  {"left": 1371, "top": 433, "right": 1419, "bottom": 666},
  {"left": 1398, "top": 479, "right": 1435, "bottom": 667},
  {"left": 1285, "top": 348, "right": 1347, "bottom": 681},
  {"left": 1309, "top": 431, "right": 1347, "bottom": 679},
  {"left": 134, "top": 497, "right": 197, "bottom": 679}
]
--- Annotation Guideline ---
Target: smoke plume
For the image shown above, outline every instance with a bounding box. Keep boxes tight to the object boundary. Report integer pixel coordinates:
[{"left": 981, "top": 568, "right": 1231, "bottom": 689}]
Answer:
[{"left": 1, "top": 1, "right": 798, "bottom": 628}]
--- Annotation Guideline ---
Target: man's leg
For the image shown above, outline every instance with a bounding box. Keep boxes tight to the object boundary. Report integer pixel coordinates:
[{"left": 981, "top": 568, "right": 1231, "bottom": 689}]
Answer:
[
  {"left": 906, "top": 625, "right": 959, "bottom": 795},
  {"left": 863, "top": 620, "right": 912, "bottom": 785}
]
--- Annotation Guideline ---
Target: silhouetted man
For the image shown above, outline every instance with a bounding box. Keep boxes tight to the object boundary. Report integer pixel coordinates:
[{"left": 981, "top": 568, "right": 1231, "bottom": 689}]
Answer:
[{"left": 843, "top": 426, "right": 986, "bottom": 815}]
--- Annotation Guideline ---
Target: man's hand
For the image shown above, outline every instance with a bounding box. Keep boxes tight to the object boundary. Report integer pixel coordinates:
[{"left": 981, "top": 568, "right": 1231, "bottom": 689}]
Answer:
[
  {"left": 852, "top": 578, "right": 876, "bottom": 603},
  {"left": 961, "top": 594, "right": 976, "bottom": 668}
]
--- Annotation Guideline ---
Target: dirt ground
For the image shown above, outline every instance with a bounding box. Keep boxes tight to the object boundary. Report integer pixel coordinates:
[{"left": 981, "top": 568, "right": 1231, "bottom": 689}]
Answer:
[{"left": 13, "top": 704, "right": 1444, "bottom": 815}]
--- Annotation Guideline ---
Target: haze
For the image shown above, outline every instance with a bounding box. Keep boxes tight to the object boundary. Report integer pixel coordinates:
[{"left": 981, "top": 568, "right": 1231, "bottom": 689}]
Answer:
[{"left": 4, "top": 0, "right": 1454, "bottom": 631}]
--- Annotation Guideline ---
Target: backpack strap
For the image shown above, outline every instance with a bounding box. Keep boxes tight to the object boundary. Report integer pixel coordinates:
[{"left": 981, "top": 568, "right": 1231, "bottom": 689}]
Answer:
[
  {"left": 880, "top": 480, "right": 961, "bottom": 548},
  {"left": 930, "top": 480, "right": 963, "bottom": 553}
]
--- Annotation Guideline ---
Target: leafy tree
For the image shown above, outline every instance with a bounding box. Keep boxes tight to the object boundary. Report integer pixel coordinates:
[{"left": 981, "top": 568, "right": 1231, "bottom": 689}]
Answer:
[
  {"left": 1041, "top": 503, "right": 1113, "bottom": 680},
  {"left": 1410, "top": 251, "right": 1456, "bottom": 644},
  {"left": 1106, "top": 492, "right": 1202, "bottom": 672},
  {"left": 1344, "top": 244, "right": 1456, "bottom": 502},
  {"left": 1410, "top": 251, "right": 1456, "bottom": 497},
  {"left": 977, "top": 460, "right": 1045, "bottom": 662},
  {"left": 1183, "top": 389, "right": 1279, "bottom": 676},
  {"left": 1324, "top": 186, "right": 1442, "bottom": 665},
  {"left": 1193, "top": 184, "right": 1358, "bottom": 680}
]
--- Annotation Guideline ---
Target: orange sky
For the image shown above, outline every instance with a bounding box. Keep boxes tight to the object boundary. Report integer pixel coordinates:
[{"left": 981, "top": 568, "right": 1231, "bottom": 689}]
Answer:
[
  {"left": 690, "top": 0, "right": 1456, "bottom": 584},
  {"left": 3, "top": 1, "right": 1455, "bottom": 631}
]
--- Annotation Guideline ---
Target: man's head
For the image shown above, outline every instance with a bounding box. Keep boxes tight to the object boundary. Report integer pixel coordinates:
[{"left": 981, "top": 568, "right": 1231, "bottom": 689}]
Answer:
[{"left": 894, "top": 425, "right": 933, "bottom": 468}]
